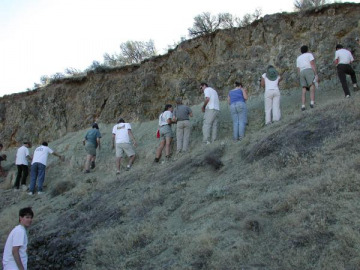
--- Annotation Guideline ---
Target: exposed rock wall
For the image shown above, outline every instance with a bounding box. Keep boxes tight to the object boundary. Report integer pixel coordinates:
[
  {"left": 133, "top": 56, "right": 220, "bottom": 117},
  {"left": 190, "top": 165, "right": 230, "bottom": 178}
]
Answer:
[{"left": 1, "top": 3, "right": 360, "bottom": 146}]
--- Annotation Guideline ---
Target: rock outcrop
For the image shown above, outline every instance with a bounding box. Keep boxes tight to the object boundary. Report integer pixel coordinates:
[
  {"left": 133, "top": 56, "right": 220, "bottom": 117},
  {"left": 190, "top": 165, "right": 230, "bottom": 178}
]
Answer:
[{"left": 1, "top": 3, "right": 359, "bottom": 146}]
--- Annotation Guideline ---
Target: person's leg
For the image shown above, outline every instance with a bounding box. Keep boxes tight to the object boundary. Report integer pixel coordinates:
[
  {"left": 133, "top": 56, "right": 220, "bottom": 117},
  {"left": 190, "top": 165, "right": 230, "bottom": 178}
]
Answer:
[
  {"left": 272, "top": 90, "right": 281, "bottom": 122},
  {"left": 238, "top": 103, "right": 246, "bottom": 139},
  {"left": 176, "top": 122, "right": 184, "bottom": 152},
  {"left": 211, "top": 110, "right": 219, "bottom": 143},
  {"left": 302, "top": 87, "right": 307, "bottom": 107},
  {"left": 155, "top": 140, "right": 166, "bottom": 160},
  {"left": 347, "top": 66, "right": 357, "bottom": 85},
  {"left": 128, "top": 155, "right": 135, "bottom": 166},
  {"left": 37, "top": 163, "right": 46, "bottom": 192},
  {"left": 165, "top": 137, "right": 172, "bottom": 157},
  {"left": 29, "top": 163, "right": 38, "bottom": 193},
  {"left": 14, "top": 165, "right": 22, "bottom": 189},
  {"left": 84, "top": 154, "right": 92, "bottom": 172},
  {"left": 182, "top": 120, "right": 191, "bottom": 152},
  {"left": 310, "top": 84, "right": 315, "bottom": 105},
  {"left": 21, "top": 165, "right": 29, "bottom": 186},
  {"left": 264, "top": 91, "right": 273, "bottom": 124},
  {"left": 202, "top": 110, "right": 212, "bottom": 143},
  {"left": 230, "top": 104, "right": 239, "bottom": 140},
  {"left": 116, "top": 157, "right": 122, "bottom": 171},
  {"left": 337, "top": 65, "right": 351, "bottom": 96}
]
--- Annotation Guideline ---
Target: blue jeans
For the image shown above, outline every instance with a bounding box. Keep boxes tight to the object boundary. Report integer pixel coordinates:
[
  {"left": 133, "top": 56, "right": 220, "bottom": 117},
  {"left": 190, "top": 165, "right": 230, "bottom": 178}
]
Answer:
[
  {"left": 29, "top": 162, "right": 46, "bottom": 193},
  {"left": 230, "top": 101, "right": 247, "bottom": 140}
]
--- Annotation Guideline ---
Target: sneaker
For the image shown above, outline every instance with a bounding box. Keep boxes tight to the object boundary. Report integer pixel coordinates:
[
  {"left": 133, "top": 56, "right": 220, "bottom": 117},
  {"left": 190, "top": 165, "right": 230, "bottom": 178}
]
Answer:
[
  {"left": 37, "top": 191, "right": 44, "bottom": 195},
  {"left": 27, "top": 192, "right": 33, "bottom": 196},
  {"left": 90, "top": 161, "right": 95, "bottom": 169},
  {"left": 13, "top": 188, "right": 20, "bottom": 192},
  {"left": 206, "top": 141, "right": 211, "bottom": 145},
  {"left": 154, "top": 158, "right": 160, "bottom": 163},
  {"left": 21, "top": 185, "right": 28, "bottom": 191},
  {"left": 345, "top": 95, "right": 351, "bottom": 98},
  {"left": 126, "top": 165, "right": 131, "bottom": 171},
  {"left": 116, "top": 170, "right": 120, "bottom": 175},
  {"left": 310, "top": 104, "right": 314, "bottom": 109},
  {"left": 301, "top": 106, "right": 306, "bottom": 111},
  {"left": 353, "top": 84, "right": 357, "bottom": 89}
]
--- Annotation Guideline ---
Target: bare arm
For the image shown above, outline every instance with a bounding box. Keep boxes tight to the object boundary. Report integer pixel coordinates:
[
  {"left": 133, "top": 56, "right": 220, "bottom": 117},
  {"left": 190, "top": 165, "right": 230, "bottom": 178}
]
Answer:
[
  {"left": 260, "top": 77, "right": 265, "bottom": 88},
  {"left": 52, "top": 152, "right": 64, "bottom": 161},
  {"left": 242, "top": 88, "right": 248, "bottom": 101},
  {"left": 310, "top": 60, "right": 317, "bottom": 75},
  {"left": 12, "top": 246, "right": 25, "bottom": 270},
  {"left": 128, "top": 130, "right": 137, "bottom": 147},
  {"left": 96, "top": 138, "right": 101, "bottom": 150},
  {"left": 202, "top": 97, "right": 210, "bottom": 112},
  {"left": 112, "top": 134, "right": 115, "bottom": 149},
  {"left": 227, "top": 95, "right": 231, "bottom": 105}
]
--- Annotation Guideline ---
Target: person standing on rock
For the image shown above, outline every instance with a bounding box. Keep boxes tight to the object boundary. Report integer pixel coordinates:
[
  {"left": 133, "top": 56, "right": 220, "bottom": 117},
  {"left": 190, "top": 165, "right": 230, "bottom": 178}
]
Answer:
[
  {"left": 112, "top": 118, "right": 137, "bottom": 174},
  {"left": 296, "top": 45, "right": 318, "bottom": 111},
  {"left": 227, "top": 81, "right": 248, "bottom": 141},
  {"left": 0, "top": 143, "right": 7, "bottom": 177},
  {"left": 173, "top": 97, "right": 193, "bottom": 153},
  {"left": 83, "top": 123, "right": 101, "bottom": 173},
  {"left": 14, "top": 141, "right": 32, "bottom": 191},
  {"left": 155, "top": 104, "right": 175, "bottom": 162},
  {"left": 2, "top": 207, "right": 34, "bottom": 270},
  {"left": 261, "top": 66, "right": 282, "bottom": 125},
  {"left": 334, "top": 44, "right": 358, "bottom": 98},
  {"left": 200, "top": 82, "right": 220, "bottom": 144},
  {"left": 28, "top": 142, "right": 64, "bottom": 195}
]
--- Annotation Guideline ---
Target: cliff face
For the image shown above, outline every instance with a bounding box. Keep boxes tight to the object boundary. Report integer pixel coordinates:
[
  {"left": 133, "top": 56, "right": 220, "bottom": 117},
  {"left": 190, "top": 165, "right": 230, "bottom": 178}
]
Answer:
[{"left": 1, "top": 3, "right": 360, "bottom": 146}]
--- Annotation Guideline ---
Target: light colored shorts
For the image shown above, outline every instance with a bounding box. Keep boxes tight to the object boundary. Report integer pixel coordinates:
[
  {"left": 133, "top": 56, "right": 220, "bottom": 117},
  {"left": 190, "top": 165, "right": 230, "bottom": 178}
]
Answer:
[
  {"left": 85, "top": 143, "right": 97, "bottom": 156},
  {"left": 116, "top": 143, "right": 135, "bottom": 158},
  {"left": 300, "top": 68, "right": 315, "bottom": 88},
  {"left": 159, "top": 125, "right": 173, "bottom": 141}
]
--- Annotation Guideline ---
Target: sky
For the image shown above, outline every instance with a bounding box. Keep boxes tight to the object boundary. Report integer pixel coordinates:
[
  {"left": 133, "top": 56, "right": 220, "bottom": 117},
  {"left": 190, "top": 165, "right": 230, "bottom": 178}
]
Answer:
[{"left": 0, "top": 0, "right": 354, "bottom": 97}]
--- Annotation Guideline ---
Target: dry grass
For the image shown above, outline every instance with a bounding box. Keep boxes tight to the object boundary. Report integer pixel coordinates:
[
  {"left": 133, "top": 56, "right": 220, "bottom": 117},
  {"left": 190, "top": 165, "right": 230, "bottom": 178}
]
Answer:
[{"left": 1, "top": 78, "right": 360, "bottom": 269}]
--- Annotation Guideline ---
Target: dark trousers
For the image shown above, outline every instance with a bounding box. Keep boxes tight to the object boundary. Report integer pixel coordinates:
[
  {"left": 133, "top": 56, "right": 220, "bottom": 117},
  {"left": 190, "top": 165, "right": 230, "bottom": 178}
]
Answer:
[
  {"left": 337, "top": 64, "right": 357, "bottom": 96},
  {"left": 14, "top": 165, "right": 29, "bottom": 189}
]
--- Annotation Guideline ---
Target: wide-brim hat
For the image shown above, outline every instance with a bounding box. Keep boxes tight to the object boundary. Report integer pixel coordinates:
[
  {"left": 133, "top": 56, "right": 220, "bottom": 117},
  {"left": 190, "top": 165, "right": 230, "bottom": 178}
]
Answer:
[{"left": 266, "top": 66, "right": 278, "bottom": 81}]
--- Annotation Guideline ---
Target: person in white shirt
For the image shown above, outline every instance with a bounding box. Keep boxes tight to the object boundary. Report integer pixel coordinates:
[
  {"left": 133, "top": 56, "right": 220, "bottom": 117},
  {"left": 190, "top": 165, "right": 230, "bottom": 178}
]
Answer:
[
  {"left": 155, "top": 104, "right": 175, "bottom": 162},
  {"left": 296, "top": 45, "right": 318, "bottom": 111},
  {"left": 334, "top": 44, "right": 358, "bottom": 98},
  {"left": 112, "top": 118, "right": 137, "bottom": 174},
  {"left": 2, "top": 207, "right": 34, "bottom": 270},
  {"left": 28, "top": 142, "right": 64, "bottom": 195},
  {"left": 200, "top": 82, "right": 220, "bottom": 144},
  {"left": 14, "top": 142, "right": 32, "bottom": 191}
]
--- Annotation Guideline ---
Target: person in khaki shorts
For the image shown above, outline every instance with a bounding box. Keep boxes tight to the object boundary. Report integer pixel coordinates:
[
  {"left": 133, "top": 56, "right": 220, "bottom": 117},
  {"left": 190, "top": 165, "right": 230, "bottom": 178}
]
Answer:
[
  {"left": 296, "top": 45, "right": 318, "bottom": 111},
  {"left": 112, "top": 118, "right": 137, "bottom": 175}
]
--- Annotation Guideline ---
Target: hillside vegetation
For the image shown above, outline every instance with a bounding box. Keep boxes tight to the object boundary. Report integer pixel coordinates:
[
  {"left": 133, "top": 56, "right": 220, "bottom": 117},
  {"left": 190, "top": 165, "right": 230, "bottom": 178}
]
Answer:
[{"left": 1, "top": 77, "right": 360, "bottom": 269}]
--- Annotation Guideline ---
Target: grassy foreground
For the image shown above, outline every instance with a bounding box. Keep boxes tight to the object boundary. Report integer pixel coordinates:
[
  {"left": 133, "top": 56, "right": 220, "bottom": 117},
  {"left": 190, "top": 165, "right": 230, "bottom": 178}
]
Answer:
[{"left": 0, "top": 78, "right": 360, "bottom": 269}]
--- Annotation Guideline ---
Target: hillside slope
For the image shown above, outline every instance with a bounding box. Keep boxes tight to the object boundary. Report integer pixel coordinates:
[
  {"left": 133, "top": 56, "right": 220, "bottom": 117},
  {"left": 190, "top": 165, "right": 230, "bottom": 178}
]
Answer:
[
  {"left": 1, "top": 3, "right": 360, "bottom": 147},
  {"left": 1, "top": 78, "right": 360, "bottom": 269}
]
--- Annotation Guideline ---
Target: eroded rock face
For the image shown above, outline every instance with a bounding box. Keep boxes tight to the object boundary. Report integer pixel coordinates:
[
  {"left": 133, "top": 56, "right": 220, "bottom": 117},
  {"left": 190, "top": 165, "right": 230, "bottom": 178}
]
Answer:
[{"left": 1, "top": 3, "right": 359, "bottom": 146}]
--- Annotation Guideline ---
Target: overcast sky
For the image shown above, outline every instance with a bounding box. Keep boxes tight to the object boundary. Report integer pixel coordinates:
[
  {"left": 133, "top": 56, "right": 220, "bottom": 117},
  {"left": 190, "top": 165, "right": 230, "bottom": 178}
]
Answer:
[{"left": 0, "top": 0, "right": 355, "bottom": 96}]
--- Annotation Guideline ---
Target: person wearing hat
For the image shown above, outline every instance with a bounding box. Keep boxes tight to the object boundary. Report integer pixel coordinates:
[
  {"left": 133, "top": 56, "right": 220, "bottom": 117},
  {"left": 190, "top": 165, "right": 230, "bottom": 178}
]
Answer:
[
  {"left": 296, "top": 45, "right": 318, "bottom": 111},
  {"left": 261, "top": 66, "right": 282, "bottom": 125},
  {"left": 172, "top": 97, "right": 193, "bottom": 153},
  {"left": 227, "top": 82, "right": 248, "bottom": 141},
  {"left": 83, "top": 123, "right": 101, "bottom": 173},
  {"left": 112, "top": 118, "right": 136, "bottom": 174}
]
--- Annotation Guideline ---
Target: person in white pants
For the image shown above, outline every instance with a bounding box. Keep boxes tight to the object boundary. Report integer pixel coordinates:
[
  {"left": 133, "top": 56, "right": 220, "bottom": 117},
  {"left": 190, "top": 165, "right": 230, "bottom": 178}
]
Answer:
[{"left": 261, "top": 65, "right": 282, "bottom": 125}]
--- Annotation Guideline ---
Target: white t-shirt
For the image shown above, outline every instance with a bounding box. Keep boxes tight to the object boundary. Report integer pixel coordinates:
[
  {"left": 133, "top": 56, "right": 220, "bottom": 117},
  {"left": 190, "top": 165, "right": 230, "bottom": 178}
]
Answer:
[
  {"left": 31, "top": 145, "right": 54, "bottom": 166},
  {"left": 262, "top": 73, "right": 280, "bottom": 91},
  {"left": 2, "top": 225, "right": 28, "bottom": 270},
  {"left": 158, "top": 111, "right": 173, "bottom": 126},
  {"left": 112, "top": 123, "right": 131, "bottom": 144},
  {"left": 15, "top": 145, "right": 30, "bottom": 166},
  {"left": 296, "top": 52, "right": 315, "bottom": 71},
  {"left": 335, "top": 48, "right": 354, "bottom": 64},
  {"left": 204, "top": 87, "right": 220, "bottom": 110}
]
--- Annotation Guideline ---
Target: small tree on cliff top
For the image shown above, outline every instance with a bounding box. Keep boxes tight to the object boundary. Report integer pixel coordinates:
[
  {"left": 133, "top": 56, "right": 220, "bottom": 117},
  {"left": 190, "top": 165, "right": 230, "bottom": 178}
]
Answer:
[
  {"left": 294, "top": 0, "right": 329, "bottom": 10},
  {"left": 188, "top": 9, "right": 262, "bottom": 37},
  {"left": 104, "top": 40, "right": 157, "bottom": 67}
]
